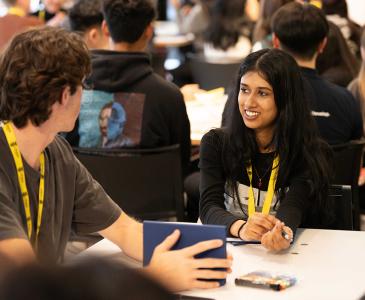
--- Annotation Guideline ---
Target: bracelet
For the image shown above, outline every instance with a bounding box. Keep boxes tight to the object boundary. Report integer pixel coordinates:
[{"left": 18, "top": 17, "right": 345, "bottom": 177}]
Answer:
[{"left": 237, "top": 221, "right": 246, "bottom": 238}]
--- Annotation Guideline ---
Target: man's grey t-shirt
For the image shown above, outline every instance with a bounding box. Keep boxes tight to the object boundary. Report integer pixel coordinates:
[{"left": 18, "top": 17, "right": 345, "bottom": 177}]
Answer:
[{"left": 0, "top": 130, "right": 121, "bottom": 262}]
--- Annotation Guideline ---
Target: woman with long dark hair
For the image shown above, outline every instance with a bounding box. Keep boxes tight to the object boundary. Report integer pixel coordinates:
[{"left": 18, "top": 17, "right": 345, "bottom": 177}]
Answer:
[
  {"left": 317, "top": 21, "right": 360, "bottom": 87},
  {"left": 203, "top": 0, "right": 251, "bottom": 60},
  {"left": 348, "top": 27, "right": 365, "bottom": 134},
  {"left": 199, "top": 48, "right": 332, "bottom": 251},
  {"left": 251, "top": 0, "right": 293, "bottom": 51}
]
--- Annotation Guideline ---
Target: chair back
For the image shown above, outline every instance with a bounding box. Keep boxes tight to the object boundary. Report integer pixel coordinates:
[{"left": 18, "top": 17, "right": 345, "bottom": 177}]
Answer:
[
  {"left": 73, "top": 145, "right": 184, "bottom": 221},
  {"left": 328, "top": 185, "right": 353, "bottom": 230},
  {"left": 331, "top": 140, "right": 365, "bottom": 229},
  {"left": 187, "top": 53, "right": 240, "bottom": 91}
]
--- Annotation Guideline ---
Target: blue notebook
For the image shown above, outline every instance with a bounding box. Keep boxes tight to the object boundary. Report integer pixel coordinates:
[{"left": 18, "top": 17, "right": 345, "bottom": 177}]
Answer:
[{"left": 143, "top": 221, "right": 227, "bottom": 286}]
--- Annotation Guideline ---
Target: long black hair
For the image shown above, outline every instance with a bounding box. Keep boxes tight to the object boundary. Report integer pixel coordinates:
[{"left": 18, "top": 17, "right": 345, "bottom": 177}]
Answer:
[
  {"left": 204, "top": 0, "right": 247, "bottom": 51},
  {"left": 223, "top": 48, "right": 332, "bottom": 221}
]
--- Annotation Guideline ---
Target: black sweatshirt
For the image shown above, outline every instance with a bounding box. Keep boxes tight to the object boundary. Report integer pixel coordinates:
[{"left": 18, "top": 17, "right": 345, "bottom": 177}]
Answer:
[
  {"left": 301, "top": 67, "right": 363, "bottom": 144},
  {"left": 199, "top": 129, "right": 315, "bottom": 235},
  {"left": 78, "top": 50, "right": 191, "bottom": 175}
]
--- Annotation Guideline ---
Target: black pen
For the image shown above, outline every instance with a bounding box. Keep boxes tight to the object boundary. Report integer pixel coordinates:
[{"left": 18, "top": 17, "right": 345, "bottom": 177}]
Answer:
[
  {"left": 281, "top": 230, "right": 290, "bottom": 240},
  {"left": 281, "top": 230, "right": 294, "bottom": 243},
  {"left": 227, "top": 240, "right": 261, "bottom": 246}
]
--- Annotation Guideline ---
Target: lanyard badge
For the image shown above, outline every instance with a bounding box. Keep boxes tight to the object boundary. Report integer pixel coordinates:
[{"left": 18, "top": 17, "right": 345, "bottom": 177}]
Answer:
[
  {"left": 2, "top": 122, "right": 45, "bottom": 243},
  {"left": 246, "top": 156, "right": 279, "bottom": 217}
]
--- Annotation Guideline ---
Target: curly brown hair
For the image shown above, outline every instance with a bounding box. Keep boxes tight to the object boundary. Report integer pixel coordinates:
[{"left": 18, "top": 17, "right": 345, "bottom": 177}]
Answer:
[{"left": 0, "top": 26, "right": 91, "bottom": 128}]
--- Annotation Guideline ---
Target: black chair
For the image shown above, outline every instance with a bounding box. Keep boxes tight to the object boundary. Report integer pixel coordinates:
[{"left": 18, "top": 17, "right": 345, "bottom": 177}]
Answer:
[
  {"left": 328, "top": 185, "right": 353, "bottom": 230},
  {"left": 187, "top": 53, "right": 241, "bottom": 91},
  {"left": 331, "top": 140, "right": 365, "bottom": 230},
  {"left": 73, "top": 145, "right": 184, "bottom": 221}
]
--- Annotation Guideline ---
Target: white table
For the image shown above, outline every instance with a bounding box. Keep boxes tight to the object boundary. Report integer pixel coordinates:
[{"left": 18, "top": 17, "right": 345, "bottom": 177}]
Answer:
[
  {"left": 185, "top": 93, "right": 227, "bottom": 145},
  {"left": 153, "top": 21, "right": 195, "bottom": 48},
  {"left": 79, "top": 229, "right": 365, "bottom": 300}
]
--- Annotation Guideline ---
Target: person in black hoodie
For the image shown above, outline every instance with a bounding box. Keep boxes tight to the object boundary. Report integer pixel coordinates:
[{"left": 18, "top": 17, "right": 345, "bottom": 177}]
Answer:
[{"left": 78, "top": 0, "right": 191, "bottom": 175}]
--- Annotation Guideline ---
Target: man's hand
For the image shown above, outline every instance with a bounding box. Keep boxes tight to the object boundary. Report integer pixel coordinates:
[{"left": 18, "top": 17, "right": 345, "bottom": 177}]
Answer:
[
  {"left": 239, "top": 213, "right": 277, "bottom": 240},
  {"left": 145, "top": 230, "right": 232, "bottom": 292},
  {"left": 261, "top": 221, "right": 293, "bottom": 251}
]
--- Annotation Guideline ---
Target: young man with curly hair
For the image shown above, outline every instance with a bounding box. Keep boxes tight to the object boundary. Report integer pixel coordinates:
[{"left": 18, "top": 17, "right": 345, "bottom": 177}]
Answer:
[{"left": 0, "top": 27, "right": 231, "bottom": 292}]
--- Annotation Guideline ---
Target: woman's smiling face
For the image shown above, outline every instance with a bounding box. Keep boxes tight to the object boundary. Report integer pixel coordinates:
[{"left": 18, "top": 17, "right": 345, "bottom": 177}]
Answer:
[{"left": 238, "top": 71, "right": 278, "bottom": 137}]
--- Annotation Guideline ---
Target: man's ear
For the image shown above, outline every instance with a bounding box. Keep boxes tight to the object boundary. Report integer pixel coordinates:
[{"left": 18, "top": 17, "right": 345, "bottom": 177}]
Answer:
[
  {"left": 60, "top": 86, "right": 71, "bottom": 106},
  {"left": 101, "top": 20, "right": 110, "bottom": 38},
  {"left": 88, "top": 27, "right": 99, "bottom": 42},
  {"left": 318, "top": 37, "right": 327, "bottom": 54},
  {"left": 144, "top": 23, "right": 154, "bottom": 41},
  {"left": 272, "top": 33, "right": 281, "bottom": 49}
]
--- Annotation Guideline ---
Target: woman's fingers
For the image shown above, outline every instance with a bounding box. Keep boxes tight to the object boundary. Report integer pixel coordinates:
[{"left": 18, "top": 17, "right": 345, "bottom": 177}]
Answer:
[
  {"left": 251, "top": 213, "right": 277, "bottom": 231},
  {"left": 261, "top": 222, "right": 291, "bottom": 251}
]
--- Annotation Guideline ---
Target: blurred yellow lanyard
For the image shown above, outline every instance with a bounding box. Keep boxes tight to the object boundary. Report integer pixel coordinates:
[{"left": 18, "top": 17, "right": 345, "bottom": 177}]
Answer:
[
  {"left": 38, "top": 10, "right": 46, "bottom": 22},
  {"left": 246, "top": 156, "right": 279, "bottom": 217},
  {"left": 7, "top": 7, "right": 26, "bottom": 17},
  {"left": 2, "top": 121, "right": 45, "bottom": 243}
]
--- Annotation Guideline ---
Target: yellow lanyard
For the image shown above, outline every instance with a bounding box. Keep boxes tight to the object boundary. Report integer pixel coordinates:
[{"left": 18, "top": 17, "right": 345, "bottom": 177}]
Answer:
[
  {"left": 7, "top": 7, "right": 26, "bottom": 17},
  {"left": 2, "top": 122, "right": 45, "bottom": 243},
  {"left": 38, "top": 10, "right": 46, "bottom": 22},
  {"left": 246, "top": 156, "right": 279, "bottom": 217},
  {"left": 309, "top": 0, "right": 322, "bottom": 9}
]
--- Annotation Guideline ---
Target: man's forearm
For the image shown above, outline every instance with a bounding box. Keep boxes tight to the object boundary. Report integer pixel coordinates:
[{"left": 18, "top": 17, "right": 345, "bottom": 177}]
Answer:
[
  {"left": 0, "top": 238, "right": 35, "bottom": 266},
  {"left": 99, "top": 212, "right": 143, "bottom": 261}
]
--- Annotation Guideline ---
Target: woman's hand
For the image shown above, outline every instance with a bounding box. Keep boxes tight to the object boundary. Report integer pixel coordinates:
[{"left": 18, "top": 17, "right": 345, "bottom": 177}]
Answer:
[
  {"left": 146, "top": 230, "right": 232, "bottom": 292},
  {"left": 239, "top": 213, "right": 277, "bottom": 240},
  {"left": 261, "top": 221, "right": 293, "bottom": 251}
]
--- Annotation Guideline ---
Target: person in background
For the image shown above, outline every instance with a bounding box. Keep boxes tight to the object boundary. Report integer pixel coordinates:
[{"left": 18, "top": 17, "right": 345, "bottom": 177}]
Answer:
[
  {"left": 271, "top": 1, "right": 363, "bottom": 145},
  {"left": 200, "top": 49, "right": 332, "bottom": 251},
  {"left": 348, "top": 27, "right": 365, "bottom": 134},
  {"left": 317, "top": 21, "right": 360, "bottom": 87},
  {"left": 203, "top": 0, "right": 251, "bottom": 61},
  {"left": 79, "top": 0, "right": 191, "bottom": 176},
  {"left": 244, "top": 0, "right": 260, "bottom": 23},
  {"left": 348, "top": 27, "right": 365, "bottom": 190},
  {"left": 65, "top": 0, "right": 109, "bottom": 146},
  {"left": 68, "top": 0, "right": 108, "bottom": 50},
  {"left": 0, "top": 0, "right": 43, "bottom": 50},
  {"left": 170, "top": 0, "right": 211, "bottom": 52},
  {"left": 31, "top": 0, "right": 67, "bottom": 26},
  {"left": 251, "top": 0, "right": 293, "bottom": 52},
  {"left": 321, "top": 0, "right": 362, "bottom": 57},
  {"left": 0, "top": 26, "right": 231, "bottom": 292},
  {"left": 0, "top": 258, "right": 174, "bottom": 300}
]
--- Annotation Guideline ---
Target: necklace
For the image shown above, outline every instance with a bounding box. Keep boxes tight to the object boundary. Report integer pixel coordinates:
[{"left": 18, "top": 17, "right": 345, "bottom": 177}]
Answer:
[{"left": 252, "top": 162, "right": 273, "bottom": 189}]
